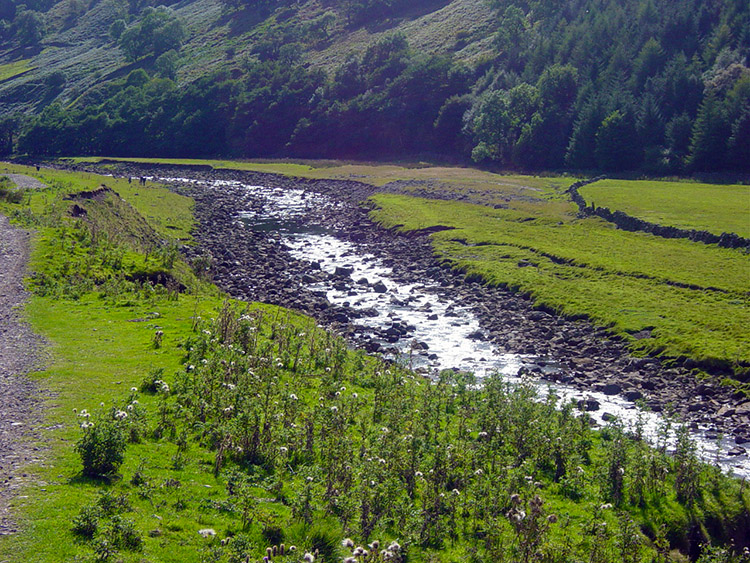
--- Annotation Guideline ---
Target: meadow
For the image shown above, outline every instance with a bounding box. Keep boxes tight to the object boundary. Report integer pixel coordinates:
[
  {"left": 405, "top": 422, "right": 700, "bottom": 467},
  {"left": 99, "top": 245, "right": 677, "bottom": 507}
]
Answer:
[
  {"left": 0, "top": 163, "right": 749, "bottom": 562},
  {"left": 578, "top": 180, "right": 750, "bottom": 239}
]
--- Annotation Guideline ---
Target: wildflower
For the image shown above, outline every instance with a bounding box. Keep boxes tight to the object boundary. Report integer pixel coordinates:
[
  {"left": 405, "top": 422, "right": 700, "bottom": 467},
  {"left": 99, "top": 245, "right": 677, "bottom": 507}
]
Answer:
[
  {"left": 352, "top": 392, "right": 358, "bottom": 399},
  {"left": 223, "top": 406, "right": 234, "bottom": 414},
  {"left": 340, "top": 386, "right": 346, "bottom": 392},
  {"left": 289, "top": 394, "right": 298, "bottom": 401},
  {"left": 344, "top": 558, "right": 357, "bottom": 563},
  {"left": 388, "top": 541, "right": 401, "bottom": 552},
  {"left": 325, "top": 367, "right": 331, "bottom": 373},
  {"left": 510, "top": 493, "right": 521, "bottom": 505},
  {"left": 452, "top": 488, "right": 460, "bottom": 496},
  {"left": 415, "top": 471, "right": 423, "bottom": 478},
  {"left": 198, "top": 528, "right": 216, "bottom": 537},
  {"left": 115, "top": 410, "right": 128, "bottom": 420},
  {"left": 548, "top": 514, "right": 558, "bottom": 523},
  {"left": 306, "top": 476, "right": 314, "bottom": 482},
  {"left": 279, "top": 447, "right": 288, "bottom": 454},
  {"left": 342, "top": 538, "right": 354, "bottom": 549},
  {"left": 130, "top": 387, "right": 138, "bottom": 392},
  {"left": 477, "top": 431, "right": 488, "bottom": 439},
  {"left": 381, "top": 427, "right": 389, "bottom": 433},
  {"left": 369, "top": 540, "right": 380, "bottom": 550},
  {"left": 475, "top": 469, "right": 484, "bottom": 476},
  {"left": 600, "top": 503, "right": 613, "bottom": 510},
  {"left": 131, "top": 400, "right": 139, "bottom": 405},
  {"left": 126, "top": 404, "right": 134, "bottom": 412},
  {"left": 100, "top": 402, "right": 105, "bottom": 407},
  {"left": 331, "top": 406, "right": 338, "bottom": 413},
  {"left": 303, "top": 552, "right": 315, "bottom": 562}
]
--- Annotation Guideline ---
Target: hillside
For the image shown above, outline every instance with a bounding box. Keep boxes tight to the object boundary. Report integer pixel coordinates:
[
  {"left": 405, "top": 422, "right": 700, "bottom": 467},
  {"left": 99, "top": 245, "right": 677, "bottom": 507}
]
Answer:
[{"left": 1, "top": 0, "right": 749, "bottom": 173}]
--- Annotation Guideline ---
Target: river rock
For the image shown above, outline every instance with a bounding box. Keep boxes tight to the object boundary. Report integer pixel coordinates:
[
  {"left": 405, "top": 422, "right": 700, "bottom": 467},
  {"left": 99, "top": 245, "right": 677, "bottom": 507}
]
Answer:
[
  {"left": 373, "top": 281, "right": 388, "bottom": 293},
  {"left": 578, "top": 399, "right": 600, "bottom": 412}
]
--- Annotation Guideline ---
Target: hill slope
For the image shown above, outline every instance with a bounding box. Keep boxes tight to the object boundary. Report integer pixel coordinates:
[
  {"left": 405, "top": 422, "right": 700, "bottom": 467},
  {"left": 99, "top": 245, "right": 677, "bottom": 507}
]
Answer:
[{"left": 1, "top": 0, "right": 749, "bottom": 174}]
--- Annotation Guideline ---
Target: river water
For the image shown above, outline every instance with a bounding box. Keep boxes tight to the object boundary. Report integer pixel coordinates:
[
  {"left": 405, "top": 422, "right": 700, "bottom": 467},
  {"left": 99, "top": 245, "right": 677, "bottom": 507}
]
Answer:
[{"left": 158, "top": 176, "right": 750, "bottom": 479}]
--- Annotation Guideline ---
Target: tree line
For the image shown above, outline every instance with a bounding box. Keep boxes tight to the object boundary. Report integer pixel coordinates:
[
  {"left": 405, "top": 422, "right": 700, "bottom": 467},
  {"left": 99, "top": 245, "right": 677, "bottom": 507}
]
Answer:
[{"left": 7, "top": 0, "right": 750, "bottom": 173}]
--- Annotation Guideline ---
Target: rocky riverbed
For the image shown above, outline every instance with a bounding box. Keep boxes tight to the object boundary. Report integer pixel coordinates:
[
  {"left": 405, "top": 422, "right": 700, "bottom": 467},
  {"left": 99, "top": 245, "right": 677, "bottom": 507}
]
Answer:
[{"left": 74, "top": 162, "right": 750, "bottom": 462}]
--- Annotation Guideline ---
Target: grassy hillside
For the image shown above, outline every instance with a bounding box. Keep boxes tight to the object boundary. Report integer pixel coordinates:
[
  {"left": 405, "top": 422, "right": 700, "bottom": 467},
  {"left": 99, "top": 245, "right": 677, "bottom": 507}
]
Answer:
[{"left": 0, "top": 0, "right": 493, "bottom": 116}]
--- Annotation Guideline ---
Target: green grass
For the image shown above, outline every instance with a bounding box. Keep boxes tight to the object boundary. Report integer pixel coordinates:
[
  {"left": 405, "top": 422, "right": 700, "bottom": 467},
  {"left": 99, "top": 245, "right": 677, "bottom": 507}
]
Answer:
[
  {"left": 1, "top": 163, "right": 194, "bottom": 241},
  {"left": 2, "top": 164, "right": 750, "bottom": 562},
  {"left": 0, "top": 59, "right": 34, "bottom": 82},
  {"left": 579, "top": 179, "right": 750, "bottom": 238},
  {"left": 369, "top": 193, "right": 750, "bottom": 374}
]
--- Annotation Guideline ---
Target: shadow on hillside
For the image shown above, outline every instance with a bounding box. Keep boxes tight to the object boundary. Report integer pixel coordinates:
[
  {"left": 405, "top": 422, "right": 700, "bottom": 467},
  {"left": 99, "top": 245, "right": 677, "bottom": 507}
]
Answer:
[{"left": 217, "top": 5, "right": 269, "bottom": 38}]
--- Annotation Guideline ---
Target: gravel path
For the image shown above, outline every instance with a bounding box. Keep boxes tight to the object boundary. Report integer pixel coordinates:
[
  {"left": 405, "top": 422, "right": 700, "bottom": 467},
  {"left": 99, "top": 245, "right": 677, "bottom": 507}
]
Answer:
[
  {"left": 4, "top": 174, "right": 46, "bottom": 191},
  {"left": 0, "top": 208, "right": 42, "bottom": 536}
]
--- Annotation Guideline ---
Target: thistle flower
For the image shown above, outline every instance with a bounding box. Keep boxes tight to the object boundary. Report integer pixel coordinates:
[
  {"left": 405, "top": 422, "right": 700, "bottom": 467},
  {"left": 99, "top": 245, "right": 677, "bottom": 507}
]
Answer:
[{"left": 342, "top": 538, "right": 354, "bottom": 549}]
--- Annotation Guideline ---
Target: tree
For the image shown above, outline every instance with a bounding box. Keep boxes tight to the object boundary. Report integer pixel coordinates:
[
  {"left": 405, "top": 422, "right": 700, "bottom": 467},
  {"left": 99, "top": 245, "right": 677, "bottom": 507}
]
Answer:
[
  {"left": 565, "top": 97, "right": 605, "bottom": 169},
  {"left": 155, "top": 49, "right": 178, "bottom": 79},
  {"left": 687, "top": 91, "right": 730, "bottom": 172},
  {"left": 119, "top": 7, "right": 185, "bottom": 62},
  {"left": 727, "top": 109, "right": 750, "bottom": 172},
  {"left": 0, "top": 116, "right": 19, "bottom": 156},
  {"left": 595, "top": 109, "right": 642, "bottom": 171},
  {"left": 13, "top": 10, "right": 45, "bottom": 45}
]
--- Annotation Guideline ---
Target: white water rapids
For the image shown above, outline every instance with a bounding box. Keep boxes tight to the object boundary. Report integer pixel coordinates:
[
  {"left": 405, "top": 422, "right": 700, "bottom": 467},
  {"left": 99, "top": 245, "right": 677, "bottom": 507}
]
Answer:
[{"left": 155, "top": 175, "right": 750, "bottom": 479}]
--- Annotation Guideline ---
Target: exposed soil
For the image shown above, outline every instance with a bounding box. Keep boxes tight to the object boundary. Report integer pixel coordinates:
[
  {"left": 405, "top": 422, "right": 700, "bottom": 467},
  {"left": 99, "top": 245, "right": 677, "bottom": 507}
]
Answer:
[
  {"left": 66, "top": 162, "right": 750, "bottom": 458},
  {"left": 0, "top": 207, "right": 43, "bottom": 535}
]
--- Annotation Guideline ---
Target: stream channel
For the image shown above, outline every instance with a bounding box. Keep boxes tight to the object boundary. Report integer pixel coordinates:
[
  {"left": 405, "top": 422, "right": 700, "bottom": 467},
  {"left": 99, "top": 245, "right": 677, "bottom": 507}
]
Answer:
[{"left": 158, "top": 175, "right": 750, "bottom": 479}]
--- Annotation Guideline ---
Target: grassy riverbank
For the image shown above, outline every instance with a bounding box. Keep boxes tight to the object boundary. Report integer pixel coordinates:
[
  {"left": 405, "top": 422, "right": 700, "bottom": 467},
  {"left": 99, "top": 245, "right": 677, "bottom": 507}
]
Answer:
[
  {"left": 1, "top": 163, "right": 749, "bottom": 562},
  {"left": 51, "top": 158, "right": 750, "bottom": 377}
]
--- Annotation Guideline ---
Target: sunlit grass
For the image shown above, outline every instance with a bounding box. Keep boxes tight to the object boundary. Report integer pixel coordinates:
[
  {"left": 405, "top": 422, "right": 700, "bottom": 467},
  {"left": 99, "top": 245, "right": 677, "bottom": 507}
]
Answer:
[
  {"left": 0, "top": 59, "right": 34, "bottom": 82},
  {"left": 579, "top": 179, "right": 750, "bottom": 238},
  {"left": 370, "top": 193, "right": 750, "bottom": 373}
]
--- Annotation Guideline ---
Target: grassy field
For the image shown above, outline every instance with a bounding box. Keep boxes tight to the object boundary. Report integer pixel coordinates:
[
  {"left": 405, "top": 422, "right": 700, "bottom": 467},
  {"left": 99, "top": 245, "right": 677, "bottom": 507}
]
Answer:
[
  {"left": 0, "top": 59, "right": 34, "bottom": 82},
  {"left": 579, "top": 179, "right": 750, "bottom": 238},
  {"left": 2, "top": 164, "right": 750, "bottom": 562},
  {"left": 369, "top": 193, "right": 750, "bottom": 376}
]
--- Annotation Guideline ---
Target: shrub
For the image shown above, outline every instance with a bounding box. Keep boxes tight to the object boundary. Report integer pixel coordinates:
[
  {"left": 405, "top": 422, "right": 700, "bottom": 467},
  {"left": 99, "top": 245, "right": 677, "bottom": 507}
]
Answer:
[
  {"left": 71, "top": 504, "right": 100, "bottom": 538},
  {"left": 75, "top": 413, "right": 127, "bottom": 477}
]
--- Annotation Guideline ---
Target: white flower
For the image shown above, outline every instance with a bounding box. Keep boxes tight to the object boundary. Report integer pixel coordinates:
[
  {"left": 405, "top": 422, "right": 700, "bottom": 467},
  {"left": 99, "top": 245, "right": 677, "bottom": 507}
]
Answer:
[
  {"left": 303, "top": 553, "right": 315, "bottom": 562},
  {"left": 130, "top": 387, "right": 138, "bottom": 392}
]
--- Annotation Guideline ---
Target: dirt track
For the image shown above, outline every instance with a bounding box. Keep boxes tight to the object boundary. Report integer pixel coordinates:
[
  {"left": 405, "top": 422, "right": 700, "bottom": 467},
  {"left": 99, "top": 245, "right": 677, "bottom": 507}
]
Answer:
[{"left": 0, "top": 186, "right": 43, "bottom": 535}]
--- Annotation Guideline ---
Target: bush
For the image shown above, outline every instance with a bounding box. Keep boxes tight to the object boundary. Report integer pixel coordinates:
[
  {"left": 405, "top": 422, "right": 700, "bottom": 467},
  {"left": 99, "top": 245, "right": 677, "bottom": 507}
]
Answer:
[
  {"left": 75, "top": 414, "right": 127, "bottom": 477},
  {"left": 71, "top": 504, "right": 100, "bottom": 538}
]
